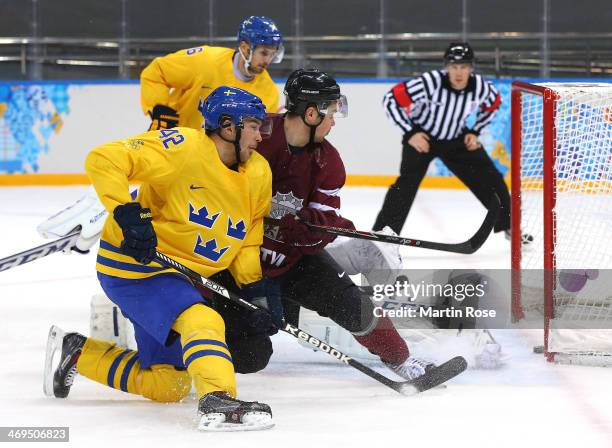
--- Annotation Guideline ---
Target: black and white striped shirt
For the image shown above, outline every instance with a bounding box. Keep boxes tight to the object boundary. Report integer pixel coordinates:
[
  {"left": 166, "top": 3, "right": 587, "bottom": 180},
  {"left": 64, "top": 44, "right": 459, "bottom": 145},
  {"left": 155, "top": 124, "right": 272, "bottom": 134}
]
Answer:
[{"left": 383, "top": 69, "right": 501, "bottom": 141}]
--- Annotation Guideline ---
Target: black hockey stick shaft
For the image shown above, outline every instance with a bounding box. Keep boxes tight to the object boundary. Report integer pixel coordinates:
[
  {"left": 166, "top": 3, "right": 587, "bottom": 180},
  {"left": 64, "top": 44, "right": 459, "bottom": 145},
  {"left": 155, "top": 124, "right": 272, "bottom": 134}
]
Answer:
[
  {"left": 153, "top": 250, "right": 414, "bottom": 394},
  {"left": 266, "top": 195, "right": 501, "bottom": 254},
  {"left": 0, "top": 231, "right": 80, "bottom": 273}
]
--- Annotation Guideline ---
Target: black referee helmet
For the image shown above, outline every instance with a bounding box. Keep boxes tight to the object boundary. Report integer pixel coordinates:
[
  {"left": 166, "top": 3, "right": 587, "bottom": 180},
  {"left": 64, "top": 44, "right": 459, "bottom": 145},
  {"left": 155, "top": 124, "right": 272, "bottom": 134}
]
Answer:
[{"left": 444, "top": 42, "right": 475, "bottom": 64}]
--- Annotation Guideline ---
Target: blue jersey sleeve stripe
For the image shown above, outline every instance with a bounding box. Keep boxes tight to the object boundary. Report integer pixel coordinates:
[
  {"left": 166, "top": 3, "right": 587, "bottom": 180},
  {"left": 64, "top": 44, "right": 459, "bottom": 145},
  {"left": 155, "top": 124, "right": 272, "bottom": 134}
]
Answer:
[
  {"left": 107, "top": 350, "right": 133, "bottom": 388},
  {"left": 99, "top": 240, "right": 123, "bottom": 254},
  {"left": 120, "top": 354, "right": 139, "bottom": 392},
  {"left": 97, "top": 254, "right": 167, "bottom": 273},
  {"left": 182, "top": 339, "right": 229, "bottom": 354},
  {"left": 184, "top": 349, "right": 233, "bottom": 368}
]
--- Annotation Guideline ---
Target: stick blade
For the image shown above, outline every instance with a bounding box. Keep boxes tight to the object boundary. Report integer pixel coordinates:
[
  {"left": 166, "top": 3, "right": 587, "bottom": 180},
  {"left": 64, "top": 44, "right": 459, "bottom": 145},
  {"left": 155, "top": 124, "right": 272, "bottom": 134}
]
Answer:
[{"left": 399, "top": 356, "right": 468, "bottom": 395}]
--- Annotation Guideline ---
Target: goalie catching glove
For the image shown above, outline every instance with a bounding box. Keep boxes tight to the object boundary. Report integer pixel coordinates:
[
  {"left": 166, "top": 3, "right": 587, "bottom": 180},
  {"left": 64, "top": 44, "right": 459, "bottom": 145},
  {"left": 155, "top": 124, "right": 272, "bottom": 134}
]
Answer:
[
  {"left": 37, "top": 186, "right": 107, "bottom": 253},
  {"left": 113, "top": 202, "right": 157, "bottom": 265},
  {"left": 148, "top": 105, "right": 179, "bottom": 130}
]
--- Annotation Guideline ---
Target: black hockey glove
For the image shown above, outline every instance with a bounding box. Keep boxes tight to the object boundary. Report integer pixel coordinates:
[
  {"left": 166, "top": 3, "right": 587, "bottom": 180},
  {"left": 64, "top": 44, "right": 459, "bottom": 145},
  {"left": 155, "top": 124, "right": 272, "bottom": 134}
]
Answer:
[
  {"left": 113, "top": 202, "right": 157, "bottom": 265},
  {"left": 241, "top": 278, "right": 284, "bottom": 336},
  {"left": 148, "top": 105, "right": 179, "bottom": 130}
]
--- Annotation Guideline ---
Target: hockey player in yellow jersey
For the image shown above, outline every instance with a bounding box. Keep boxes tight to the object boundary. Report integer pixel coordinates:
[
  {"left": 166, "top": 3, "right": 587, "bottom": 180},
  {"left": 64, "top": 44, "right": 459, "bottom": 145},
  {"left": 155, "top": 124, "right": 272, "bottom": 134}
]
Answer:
[
  {"left": 43, "top": 87, "right": 282, "bottom": 432},
  {"left": 141, "top": 16, "right": 283, "bottom": 130}
]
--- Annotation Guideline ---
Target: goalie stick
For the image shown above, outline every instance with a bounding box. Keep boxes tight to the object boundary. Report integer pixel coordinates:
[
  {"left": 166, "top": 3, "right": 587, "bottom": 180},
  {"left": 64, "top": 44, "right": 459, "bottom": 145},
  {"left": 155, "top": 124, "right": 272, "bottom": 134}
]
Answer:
[
  {"left": 266, "top": 195, "right": 501, "bottom": 255},
  {"left": 153, "top": 250, "right": 467, "bottom": 395},
  {"left": 0, "top": 231, "right": 80, "bottom": 273}
]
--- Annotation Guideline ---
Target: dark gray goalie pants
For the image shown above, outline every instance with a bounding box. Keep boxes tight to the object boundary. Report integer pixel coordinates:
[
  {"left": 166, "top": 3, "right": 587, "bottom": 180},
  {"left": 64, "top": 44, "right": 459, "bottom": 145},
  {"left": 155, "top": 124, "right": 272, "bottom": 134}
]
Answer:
[{"left": 373, "top": 135, "right": 511, "bottom": 235}]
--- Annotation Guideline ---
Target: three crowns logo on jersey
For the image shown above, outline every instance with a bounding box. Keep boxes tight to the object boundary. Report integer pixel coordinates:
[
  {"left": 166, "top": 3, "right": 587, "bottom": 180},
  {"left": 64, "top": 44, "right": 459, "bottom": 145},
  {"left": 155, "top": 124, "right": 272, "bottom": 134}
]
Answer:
[{"left": 188, "top": 202, "right": 247, "bottom": 262}]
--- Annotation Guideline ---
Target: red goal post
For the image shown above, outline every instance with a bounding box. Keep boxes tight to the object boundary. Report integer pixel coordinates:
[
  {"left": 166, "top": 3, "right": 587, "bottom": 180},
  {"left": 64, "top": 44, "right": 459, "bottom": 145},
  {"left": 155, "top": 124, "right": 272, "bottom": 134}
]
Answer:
[{"left": 511, "top": 81, "right": 612, "bottom": 365}]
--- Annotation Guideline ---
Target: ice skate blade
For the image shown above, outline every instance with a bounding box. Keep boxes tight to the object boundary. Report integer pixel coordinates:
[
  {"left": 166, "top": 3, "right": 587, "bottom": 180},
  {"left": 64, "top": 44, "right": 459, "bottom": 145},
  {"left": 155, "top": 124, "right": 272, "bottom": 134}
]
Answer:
[
  {"left": 198, "top": 412, "right": 274, "bottom": 432},
  {"left": 43, "top": 325, "right": 65, "bottom": 397}
]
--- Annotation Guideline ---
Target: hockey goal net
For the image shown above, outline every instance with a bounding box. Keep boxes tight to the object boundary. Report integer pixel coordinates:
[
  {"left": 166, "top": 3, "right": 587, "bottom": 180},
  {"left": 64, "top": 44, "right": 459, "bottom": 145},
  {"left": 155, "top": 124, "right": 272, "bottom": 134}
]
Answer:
[{"left": 511, "top": 81, "right": 612, "bottom": 366}]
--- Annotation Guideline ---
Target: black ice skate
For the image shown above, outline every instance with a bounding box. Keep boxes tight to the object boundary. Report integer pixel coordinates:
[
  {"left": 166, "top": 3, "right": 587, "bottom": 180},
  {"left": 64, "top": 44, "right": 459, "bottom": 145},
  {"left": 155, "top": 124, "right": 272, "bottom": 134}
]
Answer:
[
  {"left": 197, "top": 391, "right": 274, "bottom": 431},
  {"left": 43, "top": 326, "right": 86, "bottom": 398}
]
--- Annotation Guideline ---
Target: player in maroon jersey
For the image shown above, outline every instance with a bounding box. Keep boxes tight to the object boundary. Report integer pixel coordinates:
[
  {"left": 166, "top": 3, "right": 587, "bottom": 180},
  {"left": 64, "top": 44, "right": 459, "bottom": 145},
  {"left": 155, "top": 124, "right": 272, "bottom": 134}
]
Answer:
[{"left": 252, "top": 69, "right": 436, "bottom": 380}]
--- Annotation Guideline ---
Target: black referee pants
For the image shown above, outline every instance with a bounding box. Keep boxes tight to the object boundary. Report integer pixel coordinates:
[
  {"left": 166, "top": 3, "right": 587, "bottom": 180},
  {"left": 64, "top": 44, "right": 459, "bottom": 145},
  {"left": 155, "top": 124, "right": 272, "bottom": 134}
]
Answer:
[{"left": 373, "top": 136, "right": 510, "bottom": 234}]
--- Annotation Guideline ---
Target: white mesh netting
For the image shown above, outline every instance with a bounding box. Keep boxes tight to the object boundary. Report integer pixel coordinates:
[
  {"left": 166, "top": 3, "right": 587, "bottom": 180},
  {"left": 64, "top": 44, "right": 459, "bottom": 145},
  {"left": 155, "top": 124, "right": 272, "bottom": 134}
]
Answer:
[{"left": 517, "top": 83, "right": 612, "bottom": 364}]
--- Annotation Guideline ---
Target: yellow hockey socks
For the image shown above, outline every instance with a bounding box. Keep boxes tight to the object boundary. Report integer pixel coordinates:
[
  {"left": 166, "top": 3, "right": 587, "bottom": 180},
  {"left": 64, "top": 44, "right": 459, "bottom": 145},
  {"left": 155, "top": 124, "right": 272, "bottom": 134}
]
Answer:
[
  {"left": 76, "top": 338, "right": 191, "bottom": 402},
  {"left": 172, "top": 304, "right": 236, "bottom": 398}
]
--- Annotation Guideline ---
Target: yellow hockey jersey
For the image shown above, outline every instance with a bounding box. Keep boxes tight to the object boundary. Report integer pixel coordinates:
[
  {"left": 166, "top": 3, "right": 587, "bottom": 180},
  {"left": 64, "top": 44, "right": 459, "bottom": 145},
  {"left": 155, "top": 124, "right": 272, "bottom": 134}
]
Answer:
[
  {"left": 140, "top": 46, "right": 279, "bottom": 130},
  {"left": 85, "top": 127, "right": 272, "bottom": 285}
]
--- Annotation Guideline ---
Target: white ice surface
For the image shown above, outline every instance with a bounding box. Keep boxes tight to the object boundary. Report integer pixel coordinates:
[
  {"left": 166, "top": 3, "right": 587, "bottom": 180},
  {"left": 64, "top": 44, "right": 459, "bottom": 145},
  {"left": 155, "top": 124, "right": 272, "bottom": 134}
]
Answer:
[{"left": 1, "top": 186, "right": 612, "bottom": 448}]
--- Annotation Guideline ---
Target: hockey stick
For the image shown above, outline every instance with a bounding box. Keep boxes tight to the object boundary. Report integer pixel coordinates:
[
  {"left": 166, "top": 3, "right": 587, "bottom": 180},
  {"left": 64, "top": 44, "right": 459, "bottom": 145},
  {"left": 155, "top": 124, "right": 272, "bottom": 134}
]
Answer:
[
  {"left": 266, "top": 194, "right": 501, "bottom": 254},
  {"left": 153, "top": 250, "right": 467, "bottom": 395},
  {"left": 0, "top": 231, "right": 81, "bottom": 273}
]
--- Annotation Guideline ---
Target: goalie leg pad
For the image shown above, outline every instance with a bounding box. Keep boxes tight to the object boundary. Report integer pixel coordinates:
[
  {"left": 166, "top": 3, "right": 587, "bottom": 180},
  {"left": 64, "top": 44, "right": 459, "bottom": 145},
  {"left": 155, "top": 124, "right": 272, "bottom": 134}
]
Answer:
[
  {"left": 296, "top": 307, "right": 381, "bottom": 361},
  {"left": 90, "top": 293, "right": 136, "bottom": 349},
  {"left": 296, "top": 309, "right": 409, "bottom": 364}
]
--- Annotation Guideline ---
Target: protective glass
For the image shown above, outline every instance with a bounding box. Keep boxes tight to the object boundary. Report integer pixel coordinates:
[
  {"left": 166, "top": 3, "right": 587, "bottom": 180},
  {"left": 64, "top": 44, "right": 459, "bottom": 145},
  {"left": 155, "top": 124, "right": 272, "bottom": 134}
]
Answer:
[
  {"left": 253, "top": 44, "right": 284, "bottom": 64},
  {"left": 243, "top": 115, "right": 273, "bottom": 138},
  {"left": 320, "top": 95, "right": 348, "bottom": 118},
  {"left": 271, "top": 44, "right": 285, "bottom": 63}
]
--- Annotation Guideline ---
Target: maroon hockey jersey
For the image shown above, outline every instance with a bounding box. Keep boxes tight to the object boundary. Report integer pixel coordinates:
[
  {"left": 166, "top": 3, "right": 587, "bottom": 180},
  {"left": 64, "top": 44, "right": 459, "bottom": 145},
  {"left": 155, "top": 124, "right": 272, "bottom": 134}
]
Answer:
[{"left": 257, "top": 114, "right": 355, "bottom": 277}]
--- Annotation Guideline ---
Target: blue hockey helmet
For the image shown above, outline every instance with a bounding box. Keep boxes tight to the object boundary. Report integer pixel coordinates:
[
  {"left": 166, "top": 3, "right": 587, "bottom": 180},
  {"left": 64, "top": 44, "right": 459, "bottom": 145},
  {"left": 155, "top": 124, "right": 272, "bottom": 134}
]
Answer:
[
  {"left": 202, "top": 86, "right": 271, "bottom": 136},
  {"left": 237, "top": 16, "right": 284, "bottom": 63}
]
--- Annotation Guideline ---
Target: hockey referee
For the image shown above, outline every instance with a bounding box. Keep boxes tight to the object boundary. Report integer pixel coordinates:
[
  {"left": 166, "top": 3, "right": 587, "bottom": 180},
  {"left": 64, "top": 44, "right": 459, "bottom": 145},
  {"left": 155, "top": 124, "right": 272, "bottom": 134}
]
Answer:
[{"left": 373, "top": 42, "right": 512, "bottom": 240}]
